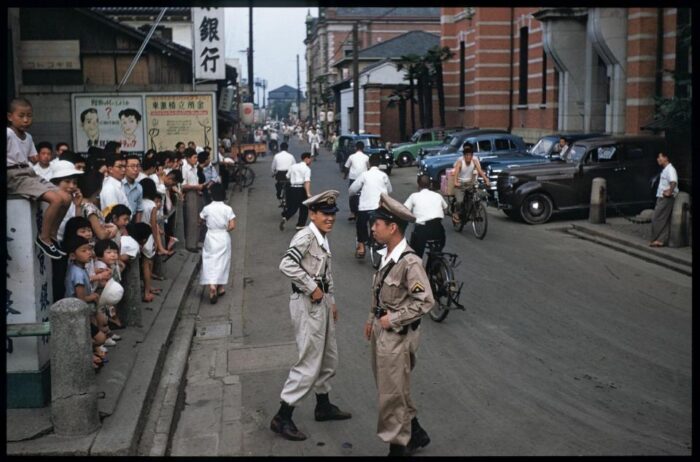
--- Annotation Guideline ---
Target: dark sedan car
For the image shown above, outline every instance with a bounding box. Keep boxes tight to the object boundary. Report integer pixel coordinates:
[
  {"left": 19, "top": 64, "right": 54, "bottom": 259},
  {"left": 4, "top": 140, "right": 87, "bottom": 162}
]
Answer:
[
  {"left": 497, "top": 135, "right": 666, "bottom": 224},
  {"left": 335, "top": 134, "right": 393, "bottom": 175}
]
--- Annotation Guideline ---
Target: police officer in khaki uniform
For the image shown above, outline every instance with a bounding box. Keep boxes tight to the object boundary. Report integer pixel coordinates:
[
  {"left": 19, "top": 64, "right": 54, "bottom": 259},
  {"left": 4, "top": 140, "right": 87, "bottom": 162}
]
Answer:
[
  {"left": 271, "top": 190, "right": 352, "bottom": 441},
  {"left": 363, "top": 193, "right": 434, "bottom": 456}
]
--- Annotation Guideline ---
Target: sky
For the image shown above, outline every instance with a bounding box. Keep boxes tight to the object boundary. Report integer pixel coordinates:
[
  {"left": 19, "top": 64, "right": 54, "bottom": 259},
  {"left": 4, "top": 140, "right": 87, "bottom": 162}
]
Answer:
[{"left": 224, "top": 7, "right": 318, "bottom": 104}]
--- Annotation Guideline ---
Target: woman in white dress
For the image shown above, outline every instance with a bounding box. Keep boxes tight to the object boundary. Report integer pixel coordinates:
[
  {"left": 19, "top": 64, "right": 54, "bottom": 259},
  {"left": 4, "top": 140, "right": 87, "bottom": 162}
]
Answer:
[{"left": 199, "top": 183, "right": 236, "bottom": 303}]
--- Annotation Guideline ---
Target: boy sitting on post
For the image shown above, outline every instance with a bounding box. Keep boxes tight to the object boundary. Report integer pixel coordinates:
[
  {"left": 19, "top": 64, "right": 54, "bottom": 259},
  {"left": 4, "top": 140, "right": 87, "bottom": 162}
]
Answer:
[{"left": 7, "top": 97, "right": 72, "bottom": 259}]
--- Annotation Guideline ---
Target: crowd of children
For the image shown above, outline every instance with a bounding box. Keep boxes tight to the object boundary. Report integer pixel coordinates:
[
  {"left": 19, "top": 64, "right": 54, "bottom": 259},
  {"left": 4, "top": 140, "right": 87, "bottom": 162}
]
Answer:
[{"left": 7, "top": 97, "right": 238, "bottom": 370}]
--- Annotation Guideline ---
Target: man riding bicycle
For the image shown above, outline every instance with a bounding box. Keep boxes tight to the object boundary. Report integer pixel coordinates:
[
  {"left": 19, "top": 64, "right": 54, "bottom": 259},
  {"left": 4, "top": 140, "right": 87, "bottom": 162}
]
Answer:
[
  {"left": 404, "top": 175, "right": 449, "bottom": 258},
  {"left": 271, "top": 142, "right": 296, "bottom": 202},
  {"left": 451, "top": 143, "right": 490, "bottom": 223}
]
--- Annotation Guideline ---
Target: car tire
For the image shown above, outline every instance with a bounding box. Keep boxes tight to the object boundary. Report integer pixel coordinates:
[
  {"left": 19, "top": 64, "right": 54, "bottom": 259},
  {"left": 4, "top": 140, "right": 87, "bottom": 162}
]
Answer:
[
  {"left": 397, "top": 152, "right": 413, "bottom": 168},
  {"left": 244, "top": 151, "right": 256, "bottom": 164},
  {"left": 519, "top": 193, "right": 553, "bottom": 225}
]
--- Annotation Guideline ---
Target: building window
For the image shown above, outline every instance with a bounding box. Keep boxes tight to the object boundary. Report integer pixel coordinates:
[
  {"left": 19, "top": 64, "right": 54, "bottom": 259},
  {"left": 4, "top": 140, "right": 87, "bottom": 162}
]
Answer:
[
  {"left": 518, "top": 27, "right": 529, "bottom": 106},
  {"left": 541, "top": 50, "right": 547, "bottom": 105},
  {"left": 459, "top": 39, "right": 466, "bottom": 108}
]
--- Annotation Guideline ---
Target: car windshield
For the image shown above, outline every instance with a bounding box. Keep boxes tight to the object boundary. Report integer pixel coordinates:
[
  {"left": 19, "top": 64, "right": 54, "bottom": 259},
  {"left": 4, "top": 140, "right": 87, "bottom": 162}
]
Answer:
[
  {"left": 449, "top": 136, "right": 463, "bottom": 147},
  {"left": 410, "top": 133, "right": 420, "bottom": 143},
  {"left": 367, "top": 137, "right": 384, "bottom": 149},
  {"left": 567, "top": 145, "right": 587, "bottom": 163},
  {"left": 530, "top": 138, "right": 554, "bottom": 157}
]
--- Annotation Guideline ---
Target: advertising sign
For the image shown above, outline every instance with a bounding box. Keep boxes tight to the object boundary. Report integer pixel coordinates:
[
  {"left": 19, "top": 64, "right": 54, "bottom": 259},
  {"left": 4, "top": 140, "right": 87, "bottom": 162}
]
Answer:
[
  {"left": 72, "top": 94, "right": 145, "bottom": 153},
  {"left": 145, "top": 93, "right": 216, "bottom": 152},
  {"left": 193, "top": 8, "right": 226, "bottom": 80}
]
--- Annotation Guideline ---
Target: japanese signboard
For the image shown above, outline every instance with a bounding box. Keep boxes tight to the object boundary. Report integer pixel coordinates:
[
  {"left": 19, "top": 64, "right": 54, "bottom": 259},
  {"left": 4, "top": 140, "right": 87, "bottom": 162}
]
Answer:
[
  {"left": 193, "top": 8, "right": 226, "bottom": 80},
  {"left": 19, "top": 40, "right": 81, "bottom": 70},
  {"left": 145, "top": 94, "right": 216, "bottom": 152},
  {"left": 72, "top": 94, "right": 145, "bottom": 153}
]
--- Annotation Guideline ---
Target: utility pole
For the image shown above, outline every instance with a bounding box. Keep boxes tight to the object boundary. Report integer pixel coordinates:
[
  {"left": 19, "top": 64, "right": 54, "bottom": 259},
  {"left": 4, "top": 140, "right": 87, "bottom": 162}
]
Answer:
[
  {"left": 296, "top": 54, "right": 301, "bottom": 120},
  {"left": 352, "top": 22, "right": 359, "bottom": 134},
  {"left": 248, "top": 5, "right": 254, "bottom": 103}
]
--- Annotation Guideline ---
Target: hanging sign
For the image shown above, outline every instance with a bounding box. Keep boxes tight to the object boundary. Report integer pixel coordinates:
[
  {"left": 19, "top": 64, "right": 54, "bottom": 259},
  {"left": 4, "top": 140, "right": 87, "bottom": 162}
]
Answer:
[{"left": 193, "top": 8, "right": 226, "bottom": 80}]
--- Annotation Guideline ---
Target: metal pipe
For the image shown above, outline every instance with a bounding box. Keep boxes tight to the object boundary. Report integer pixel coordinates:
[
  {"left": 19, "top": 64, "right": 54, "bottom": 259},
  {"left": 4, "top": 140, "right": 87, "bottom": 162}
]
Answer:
[
  {"left": 352, "top": 22, "right": 360, "bottom": 133},
  {"left": 248, "top": 5, "right": 254, "bottom": 103},
  {"left": 118, "top": 7, "right": 167, "bottom": 90}
]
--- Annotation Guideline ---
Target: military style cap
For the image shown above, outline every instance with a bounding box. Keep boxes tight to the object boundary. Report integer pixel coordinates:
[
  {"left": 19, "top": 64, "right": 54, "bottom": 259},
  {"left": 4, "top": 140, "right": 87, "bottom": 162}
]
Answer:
[
  {"left": 372, "top": 192, "right": 416, "bottom": 224},
  {"left": 303, "top": 190, "right": 340, "bottom": 213}
]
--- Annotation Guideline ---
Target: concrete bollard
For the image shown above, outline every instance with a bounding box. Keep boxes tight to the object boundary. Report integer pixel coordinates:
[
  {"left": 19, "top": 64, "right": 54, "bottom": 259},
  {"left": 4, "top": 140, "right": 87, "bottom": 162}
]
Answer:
[
  {"left": 123, "top": 257, "right": 143, "bottom": 327},
  {"left": 589, "top": 177, "right": 607, "bottom": 224},
  {"left": 185, "top": 190, "right": 200, "bottom": 251},
  {"left": 49, "top": 298, "right": 100, "bottom": 436},
  {"left": 669, "top": 192, "right": 691, "bottom": 248}
]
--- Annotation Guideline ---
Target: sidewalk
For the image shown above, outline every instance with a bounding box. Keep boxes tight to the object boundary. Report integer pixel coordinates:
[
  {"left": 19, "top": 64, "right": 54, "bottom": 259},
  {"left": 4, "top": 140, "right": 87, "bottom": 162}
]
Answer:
[
  {"left": 6, "top": 206, "right": 201, "bottom": 455},
  {"left": 564, "top": 215, "right": 692, "bottom": 276}
]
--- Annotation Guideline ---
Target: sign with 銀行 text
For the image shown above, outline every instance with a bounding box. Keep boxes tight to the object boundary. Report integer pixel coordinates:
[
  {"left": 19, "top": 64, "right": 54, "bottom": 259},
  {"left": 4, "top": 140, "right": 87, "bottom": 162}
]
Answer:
[{"left": 193, "top": 8, "right": 226, "bottom": 80}]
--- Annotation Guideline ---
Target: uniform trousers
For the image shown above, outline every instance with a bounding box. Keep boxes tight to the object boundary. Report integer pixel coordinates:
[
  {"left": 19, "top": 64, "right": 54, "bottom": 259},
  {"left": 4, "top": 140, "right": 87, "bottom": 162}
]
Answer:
[
  {"left": 283, "top": 186, "right": 308, "bottom": 226},
  {"left": 410, "top": 218, "right": 446, "bottom": 258},
  {"left": 280, "top": 293, "right": 338, "bottom": 406},
  {"left": 651, "top": 196, "right": 675, "bottom": 244},
  {"left": 370, "top": 320, "right": 420, "bottom": 446}
]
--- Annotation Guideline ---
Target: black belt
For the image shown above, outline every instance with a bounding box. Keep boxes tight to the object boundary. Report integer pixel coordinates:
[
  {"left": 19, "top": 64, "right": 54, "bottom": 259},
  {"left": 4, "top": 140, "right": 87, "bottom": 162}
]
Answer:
[
  {"left": 7, "top": 163, "right": 30, "bottom": 170},
  {"left": 416, "top": 217, "right": 443, "bottom": 226},
  {"left": 373, "top": 307, "right": 421, "bottom": 335},
  {"left": 292, "top": 280, "right": 329, "bottom": 294}
]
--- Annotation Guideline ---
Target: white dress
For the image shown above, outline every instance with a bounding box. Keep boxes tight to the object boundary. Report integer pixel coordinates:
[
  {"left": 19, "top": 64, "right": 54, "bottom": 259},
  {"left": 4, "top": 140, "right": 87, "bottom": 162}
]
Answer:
[{"left": 199, "top": 201, "right": 236, "bottom": 285}]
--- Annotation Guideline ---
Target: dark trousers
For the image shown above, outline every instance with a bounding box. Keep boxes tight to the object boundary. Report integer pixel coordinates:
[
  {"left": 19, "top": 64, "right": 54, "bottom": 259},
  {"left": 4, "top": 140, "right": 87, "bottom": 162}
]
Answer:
[
  {"left": 220, "top": 164, "right": 230, "bottom": 191},
  {"left": 410, "top": 218, "right": 446, "bottom": 258},
  {"left": 356, "top": 209, "right": 375, "bottom": 244},
  {"left": 275, "top": 171, "right": 288, "bottom": 199},
  {"left": 52, "top": 255, "right": 68, "bottom": 303},
  {"left": 165, "top": 194, "right": 177, "bottom": 242},
  {"left": 283, "top": 186, "right": 308, "bottom": 226},
  {"left": 348, "top": 179, "right": 360, "bottom": 214}
]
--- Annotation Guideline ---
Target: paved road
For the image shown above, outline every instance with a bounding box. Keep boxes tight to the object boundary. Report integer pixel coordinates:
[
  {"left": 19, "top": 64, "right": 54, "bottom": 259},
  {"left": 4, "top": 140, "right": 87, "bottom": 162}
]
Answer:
[{"left": 171, "top": 138, "right": 691, "bottom": 456}]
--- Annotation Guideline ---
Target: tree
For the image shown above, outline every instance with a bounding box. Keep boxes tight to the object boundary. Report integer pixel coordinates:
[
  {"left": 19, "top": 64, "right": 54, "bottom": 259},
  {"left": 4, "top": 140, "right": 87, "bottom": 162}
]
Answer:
[
  {"left": 387, "top": 85, "right": 412, "bottom": 141},
  {"left": 426, "top": 46, "right": 454, "bottom": 128},
  {"left": 397, "top": 54, "right": 423, "bottom": 131}
]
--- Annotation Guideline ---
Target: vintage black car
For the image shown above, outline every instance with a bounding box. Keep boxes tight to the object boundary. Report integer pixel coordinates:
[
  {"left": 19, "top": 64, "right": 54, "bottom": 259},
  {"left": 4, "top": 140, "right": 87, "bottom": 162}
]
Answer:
[
  {"left": 497, "top": 135, "right": 666, "bottom": 224},
  {"left": 335, "top": 134, "right": 393, "bottom": 175}
]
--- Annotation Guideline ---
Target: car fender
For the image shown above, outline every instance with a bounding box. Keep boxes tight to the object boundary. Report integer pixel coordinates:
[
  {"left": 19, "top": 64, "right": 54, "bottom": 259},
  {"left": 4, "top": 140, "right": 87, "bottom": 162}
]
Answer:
[{"left": 513, "top": 181, "right": 545, "bottom": 204}]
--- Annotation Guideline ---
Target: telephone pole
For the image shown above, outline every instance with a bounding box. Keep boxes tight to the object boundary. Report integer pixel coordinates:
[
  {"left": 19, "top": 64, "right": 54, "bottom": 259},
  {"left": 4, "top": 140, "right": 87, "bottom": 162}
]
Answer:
[
  {"left": 296, "top": 54, "right": 301, "bottom": 120},
  {"left": 248, "top": 5, "right": 254, "bottom": 103},
  {"left": 352, "top": 22, "right": 359, "bottom": 133}
]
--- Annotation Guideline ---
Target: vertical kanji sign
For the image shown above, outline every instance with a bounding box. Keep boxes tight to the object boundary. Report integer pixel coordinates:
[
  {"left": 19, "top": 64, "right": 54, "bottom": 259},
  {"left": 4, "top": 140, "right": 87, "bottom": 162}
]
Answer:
[{"left": 193, "top": 8, "right": 226, "bottom": 80}]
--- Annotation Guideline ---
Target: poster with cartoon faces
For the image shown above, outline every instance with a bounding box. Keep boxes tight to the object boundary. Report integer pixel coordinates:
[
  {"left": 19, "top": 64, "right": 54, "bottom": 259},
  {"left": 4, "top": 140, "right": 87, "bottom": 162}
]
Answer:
[{"left": 73, "top": 95, "right": 145, "bottom": 153}]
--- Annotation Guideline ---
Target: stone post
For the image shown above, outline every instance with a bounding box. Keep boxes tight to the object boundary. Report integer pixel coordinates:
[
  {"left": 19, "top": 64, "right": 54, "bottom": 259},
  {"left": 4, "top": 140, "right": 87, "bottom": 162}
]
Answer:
[
  {"left": 669, "top": 192, "right": 691, "bottom": 248},
  {"left": 49, "top": 298, "right": 100, "bottom": 436},
  {"left": 589, "top": 177, "right": 607, "bottom": 224},
  {"left": 185, "top": 190, "right": 200, "bottom": 251},
  {"left": 123, "top": 257, "right": 143, "bottom": 327}
]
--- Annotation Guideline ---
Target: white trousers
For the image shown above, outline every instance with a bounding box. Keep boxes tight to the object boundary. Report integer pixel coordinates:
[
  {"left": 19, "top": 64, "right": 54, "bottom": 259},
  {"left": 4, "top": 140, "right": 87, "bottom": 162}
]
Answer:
[{"left": 280, "top": 293, "right": 338, "bottom": 406}]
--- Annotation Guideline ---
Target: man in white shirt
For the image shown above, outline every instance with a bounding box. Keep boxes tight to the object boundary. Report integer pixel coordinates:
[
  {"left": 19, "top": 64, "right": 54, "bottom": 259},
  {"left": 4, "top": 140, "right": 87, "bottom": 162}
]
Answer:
[
  {"left": 344, "top": 141, "right": 369, "bottom": 221},
  {"left": 348, "top": 153, "right": 392, "bottom": 258},
  {"left": 310, "top": 128, "right": 321, "bottom": 158},
  {"left": 271, "top": 142, "right": 296, "bottom": 200},
  {"left": 404, "top": 175, "right": 448, "bottom": 258},
  {"left": 650, "top": 151, "right": 679, "bottom": 247},
  {"left": 100, "top": 155, "right": 129, "bottom": 214},
  {"left": 281, "top": 152, "right": 313, "bottom": 231},
  {"left": 33, "top": 141, "right": 54, "bottom": 180}
]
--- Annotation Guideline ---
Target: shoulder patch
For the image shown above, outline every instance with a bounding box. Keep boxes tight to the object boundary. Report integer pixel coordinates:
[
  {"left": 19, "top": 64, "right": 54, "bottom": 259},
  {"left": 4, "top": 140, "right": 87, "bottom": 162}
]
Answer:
[{"left": 411, "top": 282, "right": 426, "bottom": 294}]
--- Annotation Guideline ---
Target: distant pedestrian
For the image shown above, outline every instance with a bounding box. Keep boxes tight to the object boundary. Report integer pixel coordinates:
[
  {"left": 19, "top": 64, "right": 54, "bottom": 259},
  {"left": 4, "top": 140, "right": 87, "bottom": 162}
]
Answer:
[
  {"left": 270, "top": 190, "right": 351, "bottom": 441},
  {"left": 280, "top": 152, "right": 313, "bottom": 231},
  {"left": 199, "top": 183, "right": 236, "bottom": 303},
  {"left": 650, "top": 152, "right": 679, "bottom": 247},
  {"left": 344, "top": 141, "right": 369, "bottom": 222}
]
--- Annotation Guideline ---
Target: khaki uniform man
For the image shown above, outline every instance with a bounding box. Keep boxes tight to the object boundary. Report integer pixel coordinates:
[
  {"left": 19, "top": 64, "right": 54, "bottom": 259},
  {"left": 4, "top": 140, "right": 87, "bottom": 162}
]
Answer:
[
  {"left": 271, "top": 190, "right": 352, "bottom": 441},
  {"left": 364, "top": 193, "right": 434, "bottom": 456}
]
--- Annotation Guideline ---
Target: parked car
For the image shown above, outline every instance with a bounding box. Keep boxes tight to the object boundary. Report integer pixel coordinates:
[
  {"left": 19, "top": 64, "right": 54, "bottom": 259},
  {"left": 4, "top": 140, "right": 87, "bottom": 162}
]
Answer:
[
  {"left": 497, "top": 135, "right": 666, "bottom": 224},
  {"left": 416, "top": 129, "right": 510, "bottom": 164},
  {"left": 390, "top": 127, "right": 465, "bottom": 167},
  {"left": 417, "top": 132, "right": 529, "bottom": 191},
  {"left": 335, "top": 134, "right": 393, "bottom": 175},
  {"left": 483, "top": 132, "right": 608, "bottom": 203}
]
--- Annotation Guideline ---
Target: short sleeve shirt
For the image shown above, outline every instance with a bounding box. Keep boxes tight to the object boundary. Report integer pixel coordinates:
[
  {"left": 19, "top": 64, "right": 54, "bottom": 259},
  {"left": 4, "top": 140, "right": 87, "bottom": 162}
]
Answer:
[
  {"left": 657, "top": 163, "right": 679, "bottom": 197},
  {"left": 200, "top": 201, "right": 236, "bottom": 231},
  {"left": 286, "top": 162, "right": 311, "bottom": 185},
  {"left": 65, "top": 262, "right": 92, "bottom": 298},
  {"left": 344, "top": 152, "right": 369, "bottom": 180},
  {"left": 7, "top": 127, "right": 37, "bottom": 166},
  {"left": 141, "top": 198, "right": 157, "bottom": 225}
]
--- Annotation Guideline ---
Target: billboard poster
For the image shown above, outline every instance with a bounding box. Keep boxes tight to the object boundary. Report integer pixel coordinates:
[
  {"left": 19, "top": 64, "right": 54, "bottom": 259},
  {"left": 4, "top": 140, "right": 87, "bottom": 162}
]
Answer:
[
  {"left": 72, "top": 94, "right": 145, "bottom": 153},
  {"left": 145, "top": 93, "right": 216, "bottom": 152}
]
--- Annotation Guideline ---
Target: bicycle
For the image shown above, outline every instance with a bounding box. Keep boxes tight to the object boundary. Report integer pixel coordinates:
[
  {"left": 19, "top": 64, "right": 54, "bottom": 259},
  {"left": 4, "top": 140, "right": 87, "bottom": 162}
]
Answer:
[
  {"left": 277, "top": 179, "right": 289, "bottom": 209},
  {"left": 423, "top": 240, "right": 464, "bottom": 322},
  {"left": 228, "top": 161, "right": 256, "bottom": 192},
  {"left": 450, "top": 183, "right": 488, "bottom": 239}
]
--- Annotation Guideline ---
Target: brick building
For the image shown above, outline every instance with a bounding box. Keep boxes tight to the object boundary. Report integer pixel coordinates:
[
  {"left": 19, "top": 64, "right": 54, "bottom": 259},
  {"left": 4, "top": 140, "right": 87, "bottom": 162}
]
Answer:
[
  {"left": 440, "top": 7, "right": 690, "bottom": 143},
  {"left": 304, "top": 7, "right": 441, "bottom": 123}
]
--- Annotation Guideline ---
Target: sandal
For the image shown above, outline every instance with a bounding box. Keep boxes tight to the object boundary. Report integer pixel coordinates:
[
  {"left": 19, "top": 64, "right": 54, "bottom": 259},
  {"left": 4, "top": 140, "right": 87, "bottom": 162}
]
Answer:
[
  {"left": 209, "top": 291, "right": 218, "bottom": 304},
  {"left": 93, "top": 354, "right": 103, "bottom": 369},
  {"left": 217, "top": 288, "right": 226, "bottom": 296},
  {"left": 150, "top": 288, "right": 163, "bottom": 295},
  {"left": 152, "top": 274, "right": 166, "bottom": 281},
  {"left": 355, "top": 249, "right": 365, "bottom": 259},
  {"left": 143, "top": 292, "right": 155, "bottom": 303}
]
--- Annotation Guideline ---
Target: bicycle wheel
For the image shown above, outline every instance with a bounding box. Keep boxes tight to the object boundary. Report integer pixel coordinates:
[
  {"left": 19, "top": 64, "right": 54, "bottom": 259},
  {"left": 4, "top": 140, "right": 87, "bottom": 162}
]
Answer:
[
  {"left": 471, "top": 200, "right": 488, "bottom": 240},
  {"left": 241, "top": 166, "right": 256, "bottom": 187},
  {"left": 428, "top": 257, "right": 452, "bottom": 322}
]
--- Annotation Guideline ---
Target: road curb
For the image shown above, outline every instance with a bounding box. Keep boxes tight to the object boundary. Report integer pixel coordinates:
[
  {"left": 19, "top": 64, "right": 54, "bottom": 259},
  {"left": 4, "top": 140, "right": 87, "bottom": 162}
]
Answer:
[
  {"left": 567, "top": 225, "right": 692, "bottom": 276},
  {"left": 88, "top": 250, "right": 201, "bottom": 455}
]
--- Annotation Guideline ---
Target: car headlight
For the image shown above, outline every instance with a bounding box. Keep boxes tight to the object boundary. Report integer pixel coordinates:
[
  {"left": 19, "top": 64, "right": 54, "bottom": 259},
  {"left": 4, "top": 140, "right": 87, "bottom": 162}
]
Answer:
[{"left": 506, "top": 175, "right": 518, "bottom": 186}]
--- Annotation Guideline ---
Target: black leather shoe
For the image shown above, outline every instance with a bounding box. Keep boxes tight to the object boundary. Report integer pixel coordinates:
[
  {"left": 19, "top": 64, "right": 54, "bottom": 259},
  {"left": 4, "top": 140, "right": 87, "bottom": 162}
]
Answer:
[
  {"left": 314, "top": 403, "right": 352, "bottom": 421},
  {"left": 388, "top": 444, "right": 408, "bottom": 456},
  {"left": 407, "top": 418, "right": 430, "bottom": 453},
  {"left": 270, "top": 414, "right": 308, "bottom": 441}
]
